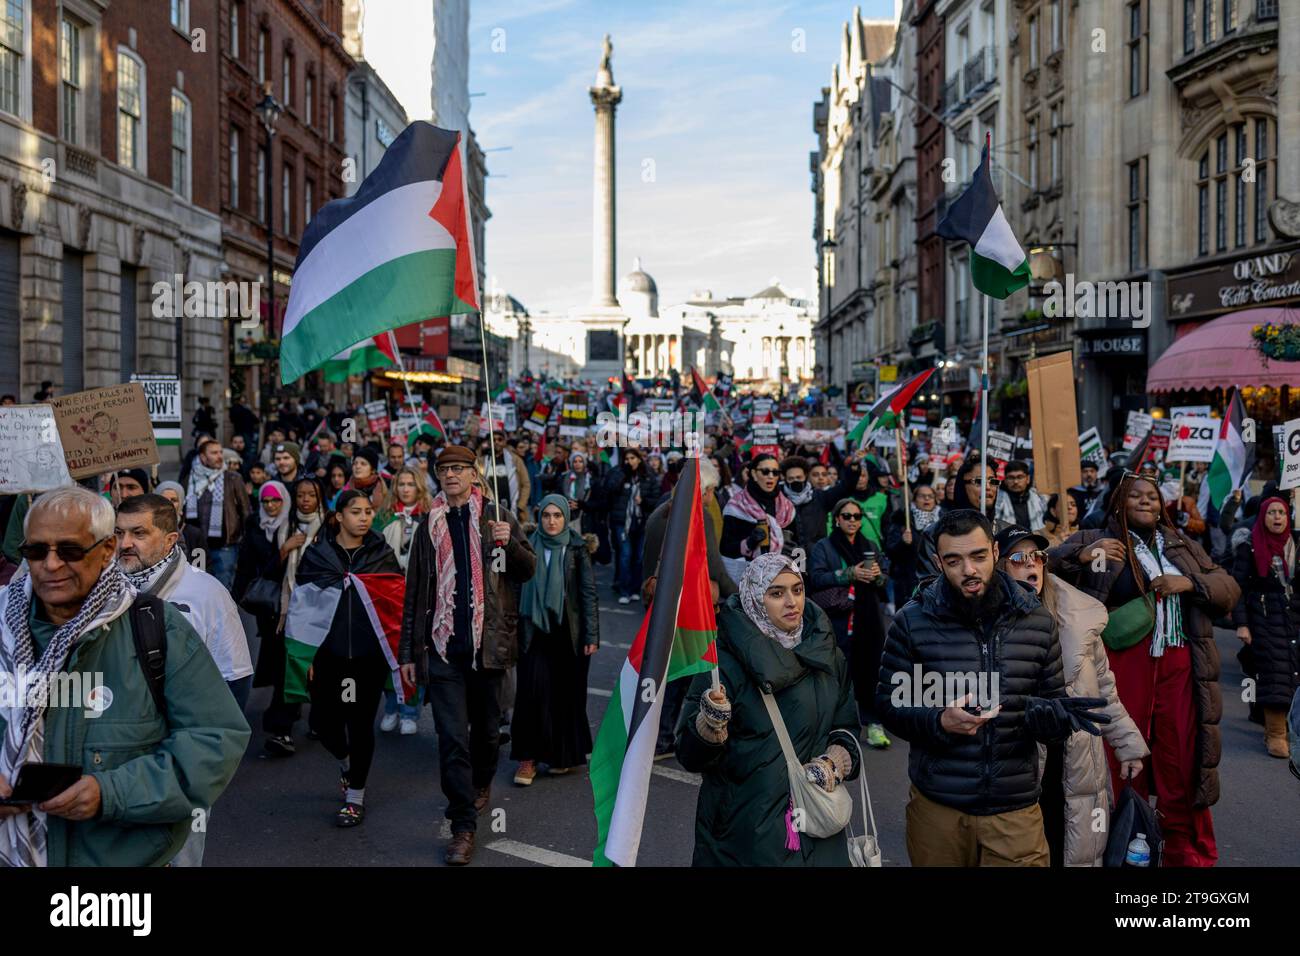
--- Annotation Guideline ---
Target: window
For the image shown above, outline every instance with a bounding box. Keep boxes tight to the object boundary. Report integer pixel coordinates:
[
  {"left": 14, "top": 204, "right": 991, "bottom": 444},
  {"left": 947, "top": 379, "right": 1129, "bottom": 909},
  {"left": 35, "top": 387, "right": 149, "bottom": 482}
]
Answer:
[
  {"left": 170, "top": 0, "right": 188, "bottom": 34},
  {"left": 1027, "top": 116, "right": 1038, "bottom": 189},
  {"left": 328, "top": 92, "right": 337, "bottom": 142},
  {"left": 171, "top": 91, "right": 191, "bottom": 200},
  {"left": 60, "top": 19, "right": 80, "bottom": 144},
  {"left": 1127, "top": 158, "right": 1147, "bottom": 271},
  {"left": 117, "top": 50, "right": 145, "bottom": 172},
  {"left": 257, "top": 147, "right": 267, "bottom": 223},
  {"left": 1183, "top": 0, "right": 1196, "bottom": 54},
  {"left": 305, "top": 73, "right": 314, "bottom": 127},
  {"left": 305, "top": 178, "right": 314, "bottom": 224},
  {"left": 230, "top": 1, "right": 240, "bottom": 59},
  {"left": 1197, "top": 155, "right": 1209, "bottom": 256},
  {"left": 0, "top": 0, "right": 24, "bottom": 116},
  {"left": 1203, "top": 0, "right": 1214, "bottom": 45},
  {"left": 1049, "top": 106, "right": 1060, "bottom": 186},
  {"left": 1028, "top": 15, "right": 1038, "bottom": 69},
  {"left": 1223, "top": 0, "right": 1236, "bottom": 34},
  {"left": 282, "top": 49, "right": 292, "bottom": 108},
  {"left": 257, "top": 28, "right": 267, "bottom": 84},
  {"left": 1255, "top": 118, "right": 1272, "bottom": 243},
  {"left": 1215, "top": 132, "right": 1228, "bottom": 252},
  {"left": 229, "top": 127, "right": 240, "bottom": 209},
  {"left": 1049, "top": 0, "right": 1061, "bottom": 51},
  {"left": 1127, "top": 2, "right": 1147, "bottom": 98},
  {"left": 282, "top": 163, "right": 291, "bottom": 236},
  {"left": 1234, "top": 125, "right": 1247, "bottom": 248}
]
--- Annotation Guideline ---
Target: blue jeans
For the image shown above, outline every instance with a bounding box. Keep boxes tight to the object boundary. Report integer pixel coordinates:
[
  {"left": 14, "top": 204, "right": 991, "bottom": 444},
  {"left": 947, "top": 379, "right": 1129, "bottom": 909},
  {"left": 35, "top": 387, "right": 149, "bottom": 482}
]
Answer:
[
  {"left": 208, "top": 546, "right": 238, "bottom": 590},
  {"left": 383, "top": 685, "right": 424, "bottom": 721},
  {"left": 610, "top": 523, "right": 644, "bottom": 598}
]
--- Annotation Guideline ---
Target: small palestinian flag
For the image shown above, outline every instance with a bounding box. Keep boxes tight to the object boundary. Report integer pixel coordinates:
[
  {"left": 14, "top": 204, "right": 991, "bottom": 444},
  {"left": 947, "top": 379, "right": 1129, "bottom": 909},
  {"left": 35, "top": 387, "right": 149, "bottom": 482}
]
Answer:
[
  {"left": 280, "top": 122, "right": 479, "bottom": 383},
  {"left": 1200, "top": 387, "right": 1255, "bottom": 514},
  {"left": 937, "top": 133, "right": 1031, "bottom": 300},
  {"left": 591, "top": 457, "right": 717, "bottom": 866},
  {"left": 847, "top": 367, "right": 937, "bottom": 447},
  {"left": 689, "top": 367, "right": 722, "bottom": 413},
  {"left": 283, "top": 542, "right": 410, "bottom": 704},
  {"left": 321, "top": 333, "right": 398, "bottom": 383}
]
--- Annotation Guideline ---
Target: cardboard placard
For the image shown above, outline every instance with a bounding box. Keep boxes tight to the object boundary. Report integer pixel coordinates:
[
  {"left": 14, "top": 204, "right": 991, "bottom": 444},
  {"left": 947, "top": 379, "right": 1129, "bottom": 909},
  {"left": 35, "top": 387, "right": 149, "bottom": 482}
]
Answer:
[
  {"left": 806, "top": 416, "right": 840, "bottom": 430},
  {"left": 1279, "top": 419, "right": 1300, "bottom": 491},
  {"left": 1167, "top": 415, "right": 1218, "bottom": 463},
  {"left": 1025, "top": 351, "right": 1081, "bottom": 503},
  {"left": 0, "top": 405, "right": 75, "bottom": 493},
  {"left": 131, "top": 374, "right": 182, "bottom": 446},
  {"left": 50, "top": 383, "right": 158, "bottom": 479}
]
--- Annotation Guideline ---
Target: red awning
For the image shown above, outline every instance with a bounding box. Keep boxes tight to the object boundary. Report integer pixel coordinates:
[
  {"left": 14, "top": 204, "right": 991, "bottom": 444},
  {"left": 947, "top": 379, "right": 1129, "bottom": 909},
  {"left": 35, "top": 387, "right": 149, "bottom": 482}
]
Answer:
[{"left": 1146, "top": 306, "right": 1300, "bottom": 392}]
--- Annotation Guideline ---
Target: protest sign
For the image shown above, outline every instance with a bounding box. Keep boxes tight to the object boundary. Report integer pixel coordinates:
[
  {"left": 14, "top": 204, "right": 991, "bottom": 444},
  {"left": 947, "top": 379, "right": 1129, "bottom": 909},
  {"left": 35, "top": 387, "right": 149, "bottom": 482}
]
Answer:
[
  {"left": 751, "top": 423, "right": 779, "bottom": 447},
  {"left": 1122, "top": 411, "right": 1153, "bottom": 451},
  {"left": 479, "top": 402, "right": 513, "bottom": 431},
  {"left": 560, "top": 394, "right": 590, "bottom": 437},
  {"left": 1077, "top": 426, "right": 1106, "bottom": 466},
  {"left": 1171, "top": 405, "right": 1211, "bottom": 419},
  {"left": 1026, "top": 351, "right": 1082, "bottom": 515},
  {"left": 0, "top": 405, "right": 75, "bottom": 494},
  {"left": 907, "top": 408, "right": 928, "bottom": 432},
  {"left": 131, "top": 374, "right": 182, "bottom": 446},
  {"left": 1167, "top": 416, "right": 1218, "bottom": 463},
  {"left": 50, "top": 383, "right": 158, "bottom": 479},
  {"left": 986, "top": 430, "right": 1016, "bottom": 463},
  {"left": 807, "top": 416, "right": 840, "bottom": 430},
  {"left": 364, "top": 400, "right": 390, "bottom": 436},
  {"left": 1279, "top": 419, "right": 1300, "bottom": 491},
  {"left": 1014, "top": 434, "right": 1034, "bottom": 460},
  {"left": 1147, "top": 417, "right": 1173, "bottom": 451},
  {"left": 752, "top": 399, "right": 773, "bottom": 423},
  {"left": 524, "top": 402, "right": 551, "bottom": 434}
]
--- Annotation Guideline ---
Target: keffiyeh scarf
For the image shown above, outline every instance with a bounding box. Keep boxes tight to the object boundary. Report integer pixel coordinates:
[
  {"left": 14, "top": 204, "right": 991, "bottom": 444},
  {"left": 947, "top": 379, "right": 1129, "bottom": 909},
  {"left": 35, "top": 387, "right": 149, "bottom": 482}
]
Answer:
[
  {"left": 185, "top": 460, "right": 226, "bottom": 540},
  {"left": 738, "top": 553, "right": 804, "bottom": 650},
  {"left": 1130, "top": 529, "right": 1186, "bottom": 658},
  {"left": 0, "top": 565, "right": 135, "bottom": 866},
  {"left": 124, "top": 545, "right": 185, "bottom": 596},
  {"left": 910, "top": 504, "right": 941, "bottom": 532},
  {"left": 724, "top": 485, "right": 795, "bottom": 555},
  {"left": 428, "top": 486, "right": 486, "bottom": 667}
]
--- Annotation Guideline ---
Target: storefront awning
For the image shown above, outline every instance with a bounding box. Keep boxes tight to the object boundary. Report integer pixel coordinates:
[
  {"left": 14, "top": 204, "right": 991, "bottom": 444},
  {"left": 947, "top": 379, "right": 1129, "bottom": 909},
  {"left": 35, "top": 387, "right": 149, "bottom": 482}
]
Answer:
[{"left": 1146, "top": 306, "right": 1300, "bottom": 392}]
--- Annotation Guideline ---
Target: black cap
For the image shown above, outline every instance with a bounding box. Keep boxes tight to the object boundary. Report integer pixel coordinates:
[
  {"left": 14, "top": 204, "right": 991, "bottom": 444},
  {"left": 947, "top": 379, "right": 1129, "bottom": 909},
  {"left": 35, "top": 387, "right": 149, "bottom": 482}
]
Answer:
[{"left": 994, "top": 525, "right": 1049, "bottom": 556}]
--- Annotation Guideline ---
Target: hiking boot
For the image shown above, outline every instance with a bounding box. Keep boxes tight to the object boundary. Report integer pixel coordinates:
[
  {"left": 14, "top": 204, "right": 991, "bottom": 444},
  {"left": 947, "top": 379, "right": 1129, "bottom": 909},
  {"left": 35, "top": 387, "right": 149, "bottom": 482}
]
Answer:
[
  {"left": 514, "top": 760, "right": 537, "bottom": 786},
  {"left": 473, "top": 786, "right": 492, "bottom": 815},
  {"left": 380, "top": 712, "right": 400, "bottom": 733},
  {"left": 865, "top": 723, "right": 891, "bottom": 749},
  {"left": 264, "top": 735, "right": 295, "bottom": 757},
  {"left": 444, "top": 831, "right": 475, "bottom": 865}
]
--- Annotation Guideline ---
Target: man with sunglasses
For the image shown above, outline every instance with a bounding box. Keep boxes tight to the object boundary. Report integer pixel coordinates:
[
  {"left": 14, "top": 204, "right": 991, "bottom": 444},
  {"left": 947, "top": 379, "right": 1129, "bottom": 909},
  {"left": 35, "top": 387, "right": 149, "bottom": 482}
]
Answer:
[{"left": 0, "top": 487, "right": 250, "bottom": 866}]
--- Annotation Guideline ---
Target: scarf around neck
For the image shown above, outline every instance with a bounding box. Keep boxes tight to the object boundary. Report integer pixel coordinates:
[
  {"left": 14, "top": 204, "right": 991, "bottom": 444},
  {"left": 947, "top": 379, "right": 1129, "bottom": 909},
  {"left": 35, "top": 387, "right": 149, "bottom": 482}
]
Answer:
[
  {"left": 724, "top": 482, "right": 795, "bottom": 554},
  {"left": 124, "top": 544, "right": 185, "bottom": 596},
  {"left": 738, "top": 553, "right": 804, "bottom": 649},
  {"left": 782, "top": 480, "right": 815, "bottom": 507},
  {"left": 186, "top": 460, "right": 226, "bottom": 539},
  {"left": 428, "top": 485, "right": 486, "bottom": 667},
  {"left": 259, "top": 481, "right": 290, "bottom": 541},
  {"left": 520, "top": 494, "right": 574, "bottom": 634},
  {"left": 0, "top": 565, "right": 135, "bottom": 866},
  {"left": 1251, "top": 496, "right": 1294, "bottom": 579},
  {"left": 1129, "top": 529, "right": 1186, "bottom": 657},
  {"left": 911, "top": 503, "right": 941, "bottom": 532}
]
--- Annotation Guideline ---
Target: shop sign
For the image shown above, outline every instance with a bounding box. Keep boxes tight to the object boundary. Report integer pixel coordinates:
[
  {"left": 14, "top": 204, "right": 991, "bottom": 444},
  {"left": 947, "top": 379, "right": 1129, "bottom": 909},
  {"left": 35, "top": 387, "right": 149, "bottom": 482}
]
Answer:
[{"left": 1168, "top": 244, "right": 1300, "bottom": 320}]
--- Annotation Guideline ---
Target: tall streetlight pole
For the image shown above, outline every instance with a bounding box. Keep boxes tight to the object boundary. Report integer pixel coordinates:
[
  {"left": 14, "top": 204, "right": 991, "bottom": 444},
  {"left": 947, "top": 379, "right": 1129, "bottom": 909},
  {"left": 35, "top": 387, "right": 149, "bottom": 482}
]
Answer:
[{"left": 255, "top": 85, "right": 283, "bottom": 415}]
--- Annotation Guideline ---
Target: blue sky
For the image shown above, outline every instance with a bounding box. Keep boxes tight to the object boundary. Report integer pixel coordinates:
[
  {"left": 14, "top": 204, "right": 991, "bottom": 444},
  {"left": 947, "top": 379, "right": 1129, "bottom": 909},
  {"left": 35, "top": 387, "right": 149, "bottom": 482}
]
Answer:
[{"left": 462, "top": 0, "right": 899, "bottom": 313}]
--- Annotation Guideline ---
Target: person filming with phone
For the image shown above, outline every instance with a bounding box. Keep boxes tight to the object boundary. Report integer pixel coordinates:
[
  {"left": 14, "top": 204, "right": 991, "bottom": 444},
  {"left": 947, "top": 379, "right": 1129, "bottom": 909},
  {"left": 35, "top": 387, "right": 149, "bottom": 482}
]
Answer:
[
  {"left": 0, "top": 487, "right": 249, "bottom": 866},
  {"left": 809, "top": 499, "right": 892, "bottom": 749},
  {"left": 874, "top": 509, "right": 1111, "bottom": 866}
]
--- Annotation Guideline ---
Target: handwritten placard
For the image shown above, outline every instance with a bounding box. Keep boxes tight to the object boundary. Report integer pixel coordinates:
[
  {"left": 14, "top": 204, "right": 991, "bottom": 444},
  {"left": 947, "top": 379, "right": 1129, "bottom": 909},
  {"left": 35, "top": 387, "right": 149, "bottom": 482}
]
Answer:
[
  {"left": 0, "top": 406, "right": 75, "bottom": 493},
  {"left": 49, "top": 383, "right": 159, "bottom": 479}
]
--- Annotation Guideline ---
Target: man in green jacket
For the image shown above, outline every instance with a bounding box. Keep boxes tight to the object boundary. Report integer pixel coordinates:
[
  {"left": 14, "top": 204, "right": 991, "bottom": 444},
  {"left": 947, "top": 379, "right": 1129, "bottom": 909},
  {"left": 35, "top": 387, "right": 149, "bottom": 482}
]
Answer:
[{"left": 0, "top": 486, "right": 249, "bottom": 866}]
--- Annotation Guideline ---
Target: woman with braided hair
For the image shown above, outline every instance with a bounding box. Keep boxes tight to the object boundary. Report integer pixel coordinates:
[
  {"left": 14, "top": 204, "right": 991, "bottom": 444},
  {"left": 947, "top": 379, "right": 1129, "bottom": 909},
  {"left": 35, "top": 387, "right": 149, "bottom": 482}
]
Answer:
[{"left": 1047, "top": 472, "right": 1240, "bottom": 867}]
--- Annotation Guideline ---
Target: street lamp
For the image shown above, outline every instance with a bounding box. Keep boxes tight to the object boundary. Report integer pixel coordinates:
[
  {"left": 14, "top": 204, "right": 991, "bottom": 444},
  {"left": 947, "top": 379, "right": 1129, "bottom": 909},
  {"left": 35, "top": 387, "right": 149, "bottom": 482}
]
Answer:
[{"left": 255, "top": 86, "right": 282, "bottom": 414}]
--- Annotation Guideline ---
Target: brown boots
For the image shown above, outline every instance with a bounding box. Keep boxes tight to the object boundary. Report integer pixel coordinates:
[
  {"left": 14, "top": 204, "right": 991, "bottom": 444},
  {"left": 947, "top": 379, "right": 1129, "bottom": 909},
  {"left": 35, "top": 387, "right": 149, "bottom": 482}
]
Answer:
[{"left": 1264, "top": 707, "right": 1290, "bottom": 759}]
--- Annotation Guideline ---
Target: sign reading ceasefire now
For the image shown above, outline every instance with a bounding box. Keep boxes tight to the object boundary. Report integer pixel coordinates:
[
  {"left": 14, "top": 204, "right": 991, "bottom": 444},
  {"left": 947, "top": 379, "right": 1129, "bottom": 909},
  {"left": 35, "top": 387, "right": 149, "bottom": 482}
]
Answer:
[{"left": 49, "top": 383, "right": 159, "bottom": 479}]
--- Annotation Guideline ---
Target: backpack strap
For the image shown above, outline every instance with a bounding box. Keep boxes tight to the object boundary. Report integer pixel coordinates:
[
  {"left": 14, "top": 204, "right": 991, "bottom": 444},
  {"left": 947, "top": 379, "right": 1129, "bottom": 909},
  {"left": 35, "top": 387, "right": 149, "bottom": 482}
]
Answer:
[{"left": 129, "top": 594, "right": 168, "bottom": 717}]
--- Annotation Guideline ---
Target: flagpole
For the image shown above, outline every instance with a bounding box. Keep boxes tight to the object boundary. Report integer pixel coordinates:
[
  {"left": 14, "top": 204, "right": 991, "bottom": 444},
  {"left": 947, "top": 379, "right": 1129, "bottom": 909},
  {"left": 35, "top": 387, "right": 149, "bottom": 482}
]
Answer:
[
  {"left": 980, "top": 292, "right": 990, "bottom": 510},
  {"left": 897, "top": 425, "right": 912, "bottom": 534}
]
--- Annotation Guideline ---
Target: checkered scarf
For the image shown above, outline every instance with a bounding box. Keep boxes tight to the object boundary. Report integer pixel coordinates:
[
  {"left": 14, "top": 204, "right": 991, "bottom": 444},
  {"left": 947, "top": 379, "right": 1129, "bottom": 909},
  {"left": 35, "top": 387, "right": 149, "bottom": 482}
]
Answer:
[{"left": 427, "top": 486, "right": 485, "bottom": 668}]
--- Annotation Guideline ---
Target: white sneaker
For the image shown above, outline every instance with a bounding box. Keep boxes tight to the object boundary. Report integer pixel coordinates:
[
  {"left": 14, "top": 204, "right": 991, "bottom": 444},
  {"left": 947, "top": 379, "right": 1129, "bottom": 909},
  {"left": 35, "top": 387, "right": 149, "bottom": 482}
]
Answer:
[
  {"left": 618, "top": 596, "right": 631, "bottom": 605},
  {"left": 380, "top": 712, "right": 399, "bottom": 733},
  {"left": 400, "top": 718, "right": 418, "bottom": 735},
  {"left": 631, "top": 593, "right": 641, "bottom": 602}
]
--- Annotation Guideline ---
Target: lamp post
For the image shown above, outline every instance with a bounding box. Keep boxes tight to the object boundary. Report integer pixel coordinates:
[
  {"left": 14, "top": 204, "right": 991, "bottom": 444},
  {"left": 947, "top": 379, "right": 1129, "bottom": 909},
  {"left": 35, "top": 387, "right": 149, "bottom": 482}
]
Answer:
[{"left": 255, "top": 86, "right": 283, "bottom": 414}]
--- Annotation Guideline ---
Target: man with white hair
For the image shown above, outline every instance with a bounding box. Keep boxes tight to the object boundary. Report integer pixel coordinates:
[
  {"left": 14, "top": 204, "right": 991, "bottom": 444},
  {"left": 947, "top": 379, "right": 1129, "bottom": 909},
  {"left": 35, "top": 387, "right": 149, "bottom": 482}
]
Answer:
[{"left": 0, "top": 487, "right": 249, "bottom": 866}]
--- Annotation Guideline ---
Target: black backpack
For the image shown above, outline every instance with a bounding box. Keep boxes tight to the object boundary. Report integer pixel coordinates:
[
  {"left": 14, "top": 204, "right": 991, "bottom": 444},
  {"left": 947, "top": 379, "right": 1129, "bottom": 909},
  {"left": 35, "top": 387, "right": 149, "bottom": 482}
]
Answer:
[{"left": 129, "top": 595, "right": 168, "bottom": 716}]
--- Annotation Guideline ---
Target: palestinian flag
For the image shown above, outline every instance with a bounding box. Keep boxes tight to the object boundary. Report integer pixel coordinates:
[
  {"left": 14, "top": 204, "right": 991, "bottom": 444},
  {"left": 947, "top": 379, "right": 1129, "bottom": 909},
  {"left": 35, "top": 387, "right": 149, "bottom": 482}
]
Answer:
[
  {"left": 1200, "top": 387, "right": 1255, "bottom": 514},
  {"left": 937, "top": 133, "right": 1031, "bottom": 299},
  {"left": 689, "top": 367, "right": 722, "bottom": 413},
  {"left": 534, "top": 430, "right": 547, "bottom": 463},
  {"left": 280, "top": 122, "right": 479, "bottom": 384},
  {"left": 321, "top": 332, "right": 400, "bottom": 383},
  {"left": 847, "top": 367, "right": 936, "bottom": 446},
  {"left": 420, "top": 402, "right": 447, "bottom": 440},
  {"left": 591, "top": 458, "right": 717, "bottom": 866},
  {"left": 283, "top": 540, "right": 411, "bottom": 703},
  {"left": 1124, "top": 430, "right": 1154, "bottom": 471}
]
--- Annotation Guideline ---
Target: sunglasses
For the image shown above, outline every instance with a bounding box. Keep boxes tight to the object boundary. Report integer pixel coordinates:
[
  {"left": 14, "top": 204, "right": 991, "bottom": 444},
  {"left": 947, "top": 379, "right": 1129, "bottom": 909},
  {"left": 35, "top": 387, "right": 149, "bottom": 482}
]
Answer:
[
  {"left": 1006, "top": 550, "right": 1048, "bottom": 567},
  {"left": 838, "top": 512, "right": 863, "bottom": 521},
  {"left": 755, "top": 468, "right": 780, "bottom": 477},
  {"left": 964, "top": 478, "right": 1001, "bottom": 487},
  {"left": 20, "top": 535, "right": 112, "bottom": 564},
  {"left": 436, "top": 463, "right": 471, "bottom": 476}
]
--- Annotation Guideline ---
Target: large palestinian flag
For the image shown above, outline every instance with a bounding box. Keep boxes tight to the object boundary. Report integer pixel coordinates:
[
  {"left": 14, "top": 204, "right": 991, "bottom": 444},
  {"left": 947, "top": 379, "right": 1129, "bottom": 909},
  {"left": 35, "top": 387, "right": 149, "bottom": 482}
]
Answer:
[
  {"left": 280, "top": 122, "right": 479, "bottom": 383},
  {"left": 283, "top": 540, "right": 410, "bottom": 703},
  {"left": 847, "top": 367, "right": 936, "bottom": 446},
  {"left": 937, "top": 133, "right": 1031, "bottom": 299},
  {"left": 591, "top": 457, "right": 718, "bottom": 867}
]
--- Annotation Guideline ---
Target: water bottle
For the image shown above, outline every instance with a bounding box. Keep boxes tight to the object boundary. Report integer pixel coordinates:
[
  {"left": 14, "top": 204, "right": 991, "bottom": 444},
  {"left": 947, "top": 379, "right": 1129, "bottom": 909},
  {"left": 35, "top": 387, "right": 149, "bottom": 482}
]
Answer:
[{"left": 1125, "top": 832, "right": 1151, "bottom": 868}]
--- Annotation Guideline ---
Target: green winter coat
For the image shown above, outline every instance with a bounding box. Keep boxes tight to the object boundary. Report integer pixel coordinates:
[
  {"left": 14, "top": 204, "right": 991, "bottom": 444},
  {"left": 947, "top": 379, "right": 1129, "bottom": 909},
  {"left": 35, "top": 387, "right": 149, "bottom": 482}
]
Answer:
[
  {"left": 676, "top": 595, "right": 860, "bottom": 867},
  {"left": 0, "top": 598, "right": 251, "bottom": 866}
]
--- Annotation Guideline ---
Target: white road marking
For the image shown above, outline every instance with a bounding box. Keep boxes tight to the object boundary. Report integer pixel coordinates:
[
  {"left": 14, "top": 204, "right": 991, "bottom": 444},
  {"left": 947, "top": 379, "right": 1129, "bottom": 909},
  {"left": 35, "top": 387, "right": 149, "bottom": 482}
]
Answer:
[
  {"left": 652, "top": 765, "right": 701, "bottom": 786},
  {"left": 587, "top": 687, "right": 613, "bottom": 697},
  {"left": 599, "top": 606, "right": 639, "bottom": 615},
  {"left": 484, "top": 838, "right": 592, "bottom": 868},
  {"left": 605, "top": 642, "right": 632, "bottom": 649}
]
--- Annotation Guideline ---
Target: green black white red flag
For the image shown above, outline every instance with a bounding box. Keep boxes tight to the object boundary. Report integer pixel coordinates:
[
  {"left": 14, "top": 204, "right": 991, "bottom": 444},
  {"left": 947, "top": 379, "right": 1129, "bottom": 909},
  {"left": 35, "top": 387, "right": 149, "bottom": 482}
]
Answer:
[
  {"left": 847, "top": 367, "right": 937, "bottom": 446},
  {"left": 591, "top": 457, "right": 718, "bottom": 866}
]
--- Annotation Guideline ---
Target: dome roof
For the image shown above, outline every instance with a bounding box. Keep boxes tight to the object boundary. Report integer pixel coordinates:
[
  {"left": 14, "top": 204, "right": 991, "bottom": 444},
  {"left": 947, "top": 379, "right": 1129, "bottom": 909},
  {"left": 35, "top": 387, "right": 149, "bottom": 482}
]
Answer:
[
  {"left": 621, "top": 256, "right": 657, "bottom": 295},
  {"left": 751, "top": 280, "right": 788, "bottom": 300}
]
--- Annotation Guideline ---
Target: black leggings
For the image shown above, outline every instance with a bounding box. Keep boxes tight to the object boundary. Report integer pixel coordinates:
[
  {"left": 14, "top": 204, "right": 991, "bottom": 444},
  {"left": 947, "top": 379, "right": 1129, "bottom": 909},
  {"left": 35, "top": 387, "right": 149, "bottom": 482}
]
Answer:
[{"left": 309, "top": 650, "right": 390, "bottom": 791}]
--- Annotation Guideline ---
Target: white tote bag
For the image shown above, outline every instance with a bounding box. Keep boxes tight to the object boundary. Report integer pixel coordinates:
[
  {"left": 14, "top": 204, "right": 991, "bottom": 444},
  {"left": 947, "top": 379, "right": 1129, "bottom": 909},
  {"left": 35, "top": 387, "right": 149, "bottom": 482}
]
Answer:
[{"left": 844, "top": 736, "right": 881, "bottom": 867}]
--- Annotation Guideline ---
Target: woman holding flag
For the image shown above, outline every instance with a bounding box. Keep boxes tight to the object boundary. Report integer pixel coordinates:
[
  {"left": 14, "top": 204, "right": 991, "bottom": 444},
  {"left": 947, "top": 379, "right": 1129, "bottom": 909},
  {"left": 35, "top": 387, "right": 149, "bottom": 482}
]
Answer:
[
  {"left": 676, "top": 553, "right": 861, "bottom": 866},
  {"left": 510, "top": 495, "right": 600, "bottom": 785},
  {"left": 288, "top": 490, "right": 405, "bottom": 827}
]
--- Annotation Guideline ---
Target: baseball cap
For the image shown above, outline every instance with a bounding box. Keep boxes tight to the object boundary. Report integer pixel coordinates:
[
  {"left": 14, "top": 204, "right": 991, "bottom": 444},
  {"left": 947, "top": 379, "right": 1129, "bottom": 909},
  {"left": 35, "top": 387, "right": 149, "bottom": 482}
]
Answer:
[{"left": 994, "top": 525, "right": 1049, "bottom": 556}]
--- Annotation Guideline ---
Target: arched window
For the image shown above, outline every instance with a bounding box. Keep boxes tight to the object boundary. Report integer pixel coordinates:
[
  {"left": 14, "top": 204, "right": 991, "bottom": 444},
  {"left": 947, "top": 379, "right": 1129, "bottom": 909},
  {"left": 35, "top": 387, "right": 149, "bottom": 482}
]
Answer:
[{"left": 1195, "top": 117, "right": 1274, "bottom": 256}]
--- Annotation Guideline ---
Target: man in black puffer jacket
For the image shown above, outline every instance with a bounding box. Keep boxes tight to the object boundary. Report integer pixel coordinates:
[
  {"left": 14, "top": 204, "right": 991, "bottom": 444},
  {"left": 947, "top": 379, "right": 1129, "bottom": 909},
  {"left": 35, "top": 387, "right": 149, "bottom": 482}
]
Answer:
[{"left": 875, "top": 509, "right": 1110, "bottom": 866}]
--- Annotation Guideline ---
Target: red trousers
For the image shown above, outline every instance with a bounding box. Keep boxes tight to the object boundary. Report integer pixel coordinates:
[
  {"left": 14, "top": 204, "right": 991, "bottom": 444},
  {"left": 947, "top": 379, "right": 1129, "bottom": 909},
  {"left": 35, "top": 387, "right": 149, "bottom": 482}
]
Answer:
[{"left": 1104, "top": 639, "right": 1217, "bottom": 867}]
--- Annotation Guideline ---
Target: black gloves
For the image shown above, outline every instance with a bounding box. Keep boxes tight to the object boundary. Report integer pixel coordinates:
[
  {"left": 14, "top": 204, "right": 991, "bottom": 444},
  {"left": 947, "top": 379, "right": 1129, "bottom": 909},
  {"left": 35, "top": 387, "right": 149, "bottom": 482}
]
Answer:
[
  {"left": 745, "top": 525, "right": 768, "bottom": 552},
  {"left": 1024, "top": 696, "right": 1111, "bottom": 741}
]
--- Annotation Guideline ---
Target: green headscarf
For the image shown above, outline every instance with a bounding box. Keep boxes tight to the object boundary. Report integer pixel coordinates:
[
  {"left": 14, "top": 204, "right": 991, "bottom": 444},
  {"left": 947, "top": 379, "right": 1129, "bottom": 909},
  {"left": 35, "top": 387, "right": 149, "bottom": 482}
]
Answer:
[{"left": 520, "top": 494, "right": 579, "bottom": 632}]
